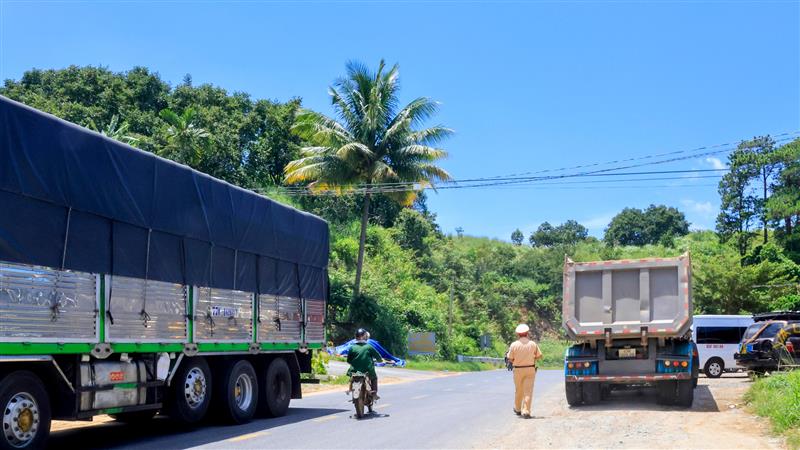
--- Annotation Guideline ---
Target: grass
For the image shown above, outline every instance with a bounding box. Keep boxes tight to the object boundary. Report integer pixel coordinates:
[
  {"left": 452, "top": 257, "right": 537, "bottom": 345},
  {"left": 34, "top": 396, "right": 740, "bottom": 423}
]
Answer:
[
  {"left": 537, "top": 339, "right": 570, "bottom": 369},
  {"left": 321, "top": 374, "right": 351, "bottom": 385},
  {"left": 404, "top": 358, "right": 498, "bottom": 372},
  {"left": 744, "top": 370, "right": 800, "bottom": 449}
]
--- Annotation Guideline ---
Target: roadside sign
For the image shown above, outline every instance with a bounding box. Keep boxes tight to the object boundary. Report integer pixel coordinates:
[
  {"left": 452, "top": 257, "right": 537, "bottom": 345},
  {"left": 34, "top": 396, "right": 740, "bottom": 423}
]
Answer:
[{"left": 408, "top": 332, "right": 436, "bottom": 355}]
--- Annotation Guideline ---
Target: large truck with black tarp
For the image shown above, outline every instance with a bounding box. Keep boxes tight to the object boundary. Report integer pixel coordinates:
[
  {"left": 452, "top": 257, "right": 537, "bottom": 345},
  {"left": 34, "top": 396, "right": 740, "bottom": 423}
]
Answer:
[
  {"left": 562, "top": 253, "right": 697, "bottom": 407},
  {"left": 0, "top": 96, "right": 328, "bottom": 448}
]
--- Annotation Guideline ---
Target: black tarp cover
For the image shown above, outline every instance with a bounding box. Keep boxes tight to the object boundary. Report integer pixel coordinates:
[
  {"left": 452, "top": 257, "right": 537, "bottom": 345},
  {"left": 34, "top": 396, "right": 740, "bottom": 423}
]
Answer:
[{"left": 0, "top": 95, "right": 328, "bottom": 300}]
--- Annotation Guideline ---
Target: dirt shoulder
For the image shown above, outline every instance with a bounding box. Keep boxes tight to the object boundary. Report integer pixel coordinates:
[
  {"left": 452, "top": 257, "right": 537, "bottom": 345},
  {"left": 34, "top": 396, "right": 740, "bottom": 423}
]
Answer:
[{"left": 482, "top": 375, "right": 785, "bottom": 449}]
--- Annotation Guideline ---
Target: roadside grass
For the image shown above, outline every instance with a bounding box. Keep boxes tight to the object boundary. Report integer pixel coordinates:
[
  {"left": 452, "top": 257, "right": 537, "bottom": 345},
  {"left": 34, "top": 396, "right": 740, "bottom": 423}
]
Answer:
[
  {"left": 322, "top": 374, "right": 350, "bottom": 385},
  {"left": 744, "top": 370, "right": 800, "bottom": 449},
  {"left": 537, "top": 339, "right": 570, "bottom": 369},
  {"left": 404, "top": 358, "right": 498, "bottom": 372}
]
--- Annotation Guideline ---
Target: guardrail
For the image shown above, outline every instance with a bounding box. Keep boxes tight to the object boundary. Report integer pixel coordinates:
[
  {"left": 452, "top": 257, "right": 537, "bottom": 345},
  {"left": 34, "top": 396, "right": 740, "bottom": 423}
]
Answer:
[{"left": 457, "top": 355, "right": 505, "bottom": 365}]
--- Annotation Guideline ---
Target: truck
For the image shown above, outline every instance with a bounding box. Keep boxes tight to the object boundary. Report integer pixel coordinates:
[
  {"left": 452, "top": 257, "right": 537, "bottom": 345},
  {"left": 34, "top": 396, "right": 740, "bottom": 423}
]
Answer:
[
  {"left": 0, "top": 95, "right": 329, "bottom": 449},
  {"left": 562, "top": 253, "right": 697, "bottom": 407}
]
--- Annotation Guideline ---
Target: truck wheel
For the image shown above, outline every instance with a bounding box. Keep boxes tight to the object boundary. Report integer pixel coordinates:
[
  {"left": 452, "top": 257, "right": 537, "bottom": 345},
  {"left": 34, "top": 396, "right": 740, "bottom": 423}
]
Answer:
[
  {"left": 704, "top": 358, "right": 724, "bottom": 378},
  {"left": 0, "top": 371, "right": 51, "bottom": 450},
  {"left": 581, "top": 383, "right": 601, "bottom": 405},
  {"left": 675, "top": 380, "right": 694, "bottom": 407},
  {"left": 167, "top": 357, "right": 212, "bottom": 424},
  {"left": 565, "top": 382, "right": 583, "bottom": 406},
  {"left": 258, "top": 358, "right": 292, "bottom": 417},
  {"left": 216, "top": 360, "right": 259, "bottom": 424},
  {"left": 600, "top": 385, "right": 611, "bottom": 400},
  {"left": 111, "top": 410, "right": 157, "bottom": 423},
  {"left": 657, "top": 381, "right": 676, "bottom": 405}
]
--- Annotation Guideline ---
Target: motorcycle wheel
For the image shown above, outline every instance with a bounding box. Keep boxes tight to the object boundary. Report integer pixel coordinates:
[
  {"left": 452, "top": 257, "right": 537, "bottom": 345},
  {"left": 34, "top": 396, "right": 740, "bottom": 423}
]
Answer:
[{"left": 354, "top": 394, "right": 365, "bottom": 419}]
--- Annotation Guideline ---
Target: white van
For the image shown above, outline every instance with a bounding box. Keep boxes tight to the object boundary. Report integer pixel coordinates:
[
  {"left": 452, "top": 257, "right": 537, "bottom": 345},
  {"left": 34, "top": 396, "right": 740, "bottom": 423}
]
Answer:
[{"left": 691, "top": 315, "right": 754, "bottom": 378}]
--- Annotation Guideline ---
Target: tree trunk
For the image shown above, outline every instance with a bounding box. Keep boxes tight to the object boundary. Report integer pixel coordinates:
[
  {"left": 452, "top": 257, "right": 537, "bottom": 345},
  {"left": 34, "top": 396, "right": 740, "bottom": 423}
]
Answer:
[{"left": 353, "top": 192, "right": 371, "bottom": 299}]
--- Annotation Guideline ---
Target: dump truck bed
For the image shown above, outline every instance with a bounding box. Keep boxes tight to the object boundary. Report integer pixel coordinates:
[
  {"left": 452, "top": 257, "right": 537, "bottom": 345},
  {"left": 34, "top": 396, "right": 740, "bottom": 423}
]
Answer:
[{"left": 562, "top": 253, "right": 692, "bottom": 342}]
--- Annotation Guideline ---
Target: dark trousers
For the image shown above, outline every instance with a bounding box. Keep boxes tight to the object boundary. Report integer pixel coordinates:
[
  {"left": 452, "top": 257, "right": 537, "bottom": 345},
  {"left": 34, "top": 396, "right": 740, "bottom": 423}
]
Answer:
[{"left": 369, "top": 374, "right": 378, "bottom": 393}]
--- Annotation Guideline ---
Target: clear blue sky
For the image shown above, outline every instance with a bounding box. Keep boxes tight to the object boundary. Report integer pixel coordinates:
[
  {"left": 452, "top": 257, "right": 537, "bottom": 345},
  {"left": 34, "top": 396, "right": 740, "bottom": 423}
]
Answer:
[{"left": 1, "top": 1, "right": 798, "bottom": 240}]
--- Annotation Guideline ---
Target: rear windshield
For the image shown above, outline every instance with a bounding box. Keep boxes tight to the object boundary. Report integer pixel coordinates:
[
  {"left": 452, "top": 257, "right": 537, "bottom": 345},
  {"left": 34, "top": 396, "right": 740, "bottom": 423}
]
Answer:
[{"left": 743, "top": 322, "right": 786, "bottom": 340}]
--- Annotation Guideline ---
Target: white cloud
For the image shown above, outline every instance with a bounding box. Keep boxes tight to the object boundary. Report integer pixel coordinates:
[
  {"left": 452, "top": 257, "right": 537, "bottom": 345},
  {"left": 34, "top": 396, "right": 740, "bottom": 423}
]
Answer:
[
  {"left": 704, "top": 157, "right": 726, "bottom": 170},
  {"left": 681, "top": 199, "right": 714, "bottom": 215},
  {"left": 581, "top": 213, "right": 615, "bottom": 236}
]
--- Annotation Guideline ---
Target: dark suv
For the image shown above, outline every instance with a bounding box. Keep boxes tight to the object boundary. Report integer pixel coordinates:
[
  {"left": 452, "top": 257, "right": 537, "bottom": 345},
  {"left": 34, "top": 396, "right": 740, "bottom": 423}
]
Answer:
[{"left": 734, "top": 311, "right": 800, "bottom": 374}]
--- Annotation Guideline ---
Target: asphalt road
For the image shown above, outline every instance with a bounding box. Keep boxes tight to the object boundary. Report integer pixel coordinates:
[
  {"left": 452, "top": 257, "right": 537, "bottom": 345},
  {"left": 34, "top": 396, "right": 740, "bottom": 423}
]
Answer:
[{"left": 47, "top": 368, "right": 563, "bottom": 449}]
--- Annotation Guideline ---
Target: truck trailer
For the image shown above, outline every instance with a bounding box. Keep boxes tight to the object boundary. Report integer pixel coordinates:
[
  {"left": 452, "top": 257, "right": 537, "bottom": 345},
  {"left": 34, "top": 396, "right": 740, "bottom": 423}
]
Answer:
[
  {"left": 0, "top": 95, "right": 328, "bottom": 449},
  {"left": 562, "top": 253, "right": 697, "bottom": 407}
]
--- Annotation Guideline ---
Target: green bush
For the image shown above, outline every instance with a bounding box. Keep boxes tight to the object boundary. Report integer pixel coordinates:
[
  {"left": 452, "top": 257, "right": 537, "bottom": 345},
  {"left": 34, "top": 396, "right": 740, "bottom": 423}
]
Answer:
[{"left": 745, "top": 370, "right": 800, "bottom": 449}]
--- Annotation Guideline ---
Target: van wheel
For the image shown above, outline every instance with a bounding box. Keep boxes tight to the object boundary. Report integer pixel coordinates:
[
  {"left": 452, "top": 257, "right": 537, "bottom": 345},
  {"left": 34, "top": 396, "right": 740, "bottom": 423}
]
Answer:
[
  {"left": 0, "top": 371, "right": 51, "bottom": 450},
  {"left": 565, "top": 382, "right": 583, "bottom": 406},
  {"left": 258, "top": 358, "right": 292, "bottom": 417},
  {"left": 216, "top": 360, "right": 259, "bottom": 424},
  {"left": 167, "top": 357, "right": 212, "bottom": 424},
  {"left": 582, "top": 383, "right": 601, "bottom": 405},
  {"left": 704, "top": 358, "right": 724, "bottom": 378}
]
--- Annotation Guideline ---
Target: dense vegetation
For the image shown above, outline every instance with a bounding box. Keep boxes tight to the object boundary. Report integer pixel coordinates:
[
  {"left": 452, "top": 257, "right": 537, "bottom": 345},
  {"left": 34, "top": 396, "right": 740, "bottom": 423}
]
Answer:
[
  {"left": 2, "top": 65, "right": 799, "bottom": 359},
  {"left": 745, "top": 370, "right": 800, "bottom": 449}
]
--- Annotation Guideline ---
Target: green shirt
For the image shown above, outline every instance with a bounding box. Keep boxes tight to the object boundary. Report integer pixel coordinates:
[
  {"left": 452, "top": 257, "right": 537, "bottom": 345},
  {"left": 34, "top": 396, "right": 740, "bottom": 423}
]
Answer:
[{"left": 347, "top": 342, "right": 382, "bottom": 377}]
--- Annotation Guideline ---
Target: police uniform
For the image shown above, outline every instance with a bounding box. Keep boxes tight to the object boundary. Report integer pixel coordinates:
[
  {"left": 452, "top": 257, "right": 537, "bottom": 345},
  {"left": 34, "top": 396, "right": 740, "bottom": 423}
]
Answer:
[{"left": 506, "top": 324, "right": 543, "bottom": 417}]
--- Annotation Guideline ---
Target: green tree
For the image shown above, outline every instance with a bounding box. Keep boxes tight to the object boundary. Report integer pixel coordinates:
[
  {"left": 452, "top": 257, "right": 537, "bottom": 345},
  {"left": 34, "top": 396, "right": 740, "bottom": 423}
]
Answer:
[
  {"left": 511, "top": 229, "right": 524, "bottom": 246},
  {"left": 767, "top": 139, "right": 800, "bottom": 260},
  {"left": 158, "top": 107, "right": 211, "bottom": 166},
  {"left": 717, "top": 144, "right": 761, "bottom": 256},
  {"left": 286, "top": 60, "right": 452, "bottom": 299},
  {"left": 86, "top": 114, "right": 141, "bottom": 145},
  {"left": 529, "top": 220, "right": 588, "bottom": 247},
  {"left": 605, "top": 205, "right": 688, "bottom": 246}
]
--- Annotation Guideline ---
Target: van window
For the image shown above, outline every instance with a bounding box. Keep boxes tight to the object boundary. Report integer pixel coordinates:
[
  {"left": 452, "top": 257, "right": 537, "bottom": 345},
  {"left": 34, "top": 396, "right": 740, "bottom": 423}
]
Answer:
[{"left": 696, "top": 326, "right": 745, "bottom": 344}]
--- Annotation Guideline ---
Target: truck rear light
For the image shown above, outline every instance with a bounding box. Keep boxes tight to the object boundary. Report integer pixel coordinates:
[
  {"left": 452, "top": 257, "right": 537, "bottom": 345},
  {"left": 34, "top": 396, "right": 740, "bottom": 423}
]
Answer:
[
  {"left": 584, "top": 362, "right": 590, "bottom": 368},
  {"left": 681, "top": 361, "right": 688, "bottom": 368},
  {"left": 664, "top": 360, "right": 670, "bottom": 366},
  {"left": 568, "top": 363, "right": 574, "bottom": 369},
  {"left": 672, "top": 361, "right": 679, "bottom": 367}
]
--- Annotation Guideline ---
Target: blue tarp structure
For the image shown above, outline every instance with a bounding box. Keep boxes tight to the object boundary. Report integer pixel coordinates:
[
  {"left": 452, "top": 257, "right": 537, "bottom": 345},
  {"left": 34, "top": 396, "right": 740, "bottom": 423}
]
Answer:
[{"left": 330, "top": 339, "right": 406, "bottom": 367}]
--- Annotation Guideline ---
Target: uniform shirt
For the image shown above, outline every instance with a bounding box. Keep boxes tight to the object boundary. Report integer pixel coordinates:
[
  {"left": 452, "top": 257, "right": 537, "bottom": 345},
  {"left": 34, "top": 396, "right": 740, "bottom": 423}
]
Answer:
[
  {"left": 506, "top": 337, "right": 543, "bottom": 367},
  {"left": 347, "top": 341, "right": 382, "bottom": 377}
]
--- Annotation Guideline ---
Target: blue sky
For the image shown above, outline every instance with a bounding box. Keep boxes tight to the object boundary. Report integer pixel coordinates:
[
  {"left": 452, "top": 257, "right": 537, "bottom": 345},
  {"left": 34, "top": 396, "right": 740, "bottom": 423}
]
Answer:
[{"left": 1, "top": 0, "right": 798, "bottom": 240}]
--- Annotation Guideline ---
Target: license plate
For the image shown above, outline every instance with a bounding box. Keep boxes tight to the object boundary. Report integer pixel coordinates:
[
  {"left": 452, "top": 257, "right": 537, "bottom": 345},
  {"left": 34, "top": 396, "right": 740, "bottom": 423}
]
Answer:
[{"left": 619, "top": 348, "right": 636, "bottom": 358}]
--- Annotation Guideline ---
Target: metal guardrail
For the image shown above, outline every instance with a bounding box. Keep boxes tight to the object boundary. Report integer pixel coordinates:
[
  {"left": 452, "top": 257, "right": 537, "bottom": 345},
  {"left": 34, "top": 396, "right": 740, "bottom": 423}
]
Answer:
[{"left": 456, "top": 355, "right": 505, "bottom": 364}]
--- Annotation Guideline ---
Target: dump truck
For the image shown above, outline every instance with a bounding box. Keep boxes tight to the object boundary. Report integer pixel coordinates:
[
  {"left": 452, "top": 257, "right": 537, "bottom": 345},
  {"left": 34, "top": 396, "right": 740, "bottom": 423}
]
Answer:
[
  {"left": 0, "top": 96, "right": 328, "bottom": 449},
  {"left": 562, "top": 253, "right": 696, "bottom": 407}
]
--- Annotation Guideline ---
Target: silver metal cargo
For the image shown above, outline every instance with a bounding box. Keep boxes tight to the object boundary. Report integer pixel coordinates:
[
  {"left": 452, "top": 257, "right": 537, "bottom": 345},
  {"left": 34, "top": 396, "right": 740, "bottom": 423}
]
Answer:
[
  {"left": 107, "top": 276, "right": 187, "bottom": 342},
  {"left": 258, "top": 295, "right": 302, "bottom": 342},
  {"left": 304, "top": 299, "right": 325, "bottom": 343},
  {"left": 194, "top": 287, "right": 253, "bottom": 342},
  {"left": 563, "top": 253, "right": 692, "bottom": 341},
  {"left": 0, "top": 262, "right": 97, "bottom": 341},
  {"left": 79, "top": 360, "right": 147, "bottom": 411}
]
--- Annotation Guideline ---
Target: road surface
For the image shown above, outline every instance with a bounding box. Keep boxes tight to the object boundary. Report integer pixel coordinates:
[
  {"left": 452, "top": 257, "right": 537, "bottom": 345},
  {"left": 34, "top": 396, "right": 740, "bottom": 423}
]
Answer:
[
  {"left": 47, "top": 368, "right": 782, "bottom": 449},
  {"left": 47, "top": 368, "right": 561, "bottom": 449}
]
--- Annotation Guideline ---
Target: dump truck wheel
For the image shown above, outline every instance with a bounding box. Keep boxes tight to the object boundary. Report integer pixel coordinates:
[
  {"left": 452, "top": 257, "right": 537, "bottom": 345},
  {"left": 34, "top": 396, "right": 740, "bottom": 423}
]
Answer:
[
  {"left": 216, "top": 360, "right": 259, "bottom": 424},
  {"left": 675, "top": 380, "right": 694, "bottom": 407},
  {"left": 0, "top": 371, "right": 51, "bottom": 450},
  {"left": 581, "top": 382, "right": 601, "bottom": 405},
  {"left": 167, "top": 357, "right": 212, "bottom": 424},
  {"left": 258, "top": 358, "right": 292, "bottom": 418},
  {"left": 565, "top": 382, "right": 583, "bottom": 406},
  {"left": 657, "top": 381, "right": 676, "bottom": 405}
]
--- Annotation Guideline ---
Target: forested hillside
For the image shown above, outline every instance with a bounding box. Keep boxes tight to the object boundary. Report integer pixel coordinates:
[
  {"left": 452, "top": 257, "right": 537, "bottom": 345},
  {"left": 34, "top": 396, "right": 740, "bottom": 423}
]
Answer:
[{"left": 3, "top": 65, "right": 798, "bottom": 357}]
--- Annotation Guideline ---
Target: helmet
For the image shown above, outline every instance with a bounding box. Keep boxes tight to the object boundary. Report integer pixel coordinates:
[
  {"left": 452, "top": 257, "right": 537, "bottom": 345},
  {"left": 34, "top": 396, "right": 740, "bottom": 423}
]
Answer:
[
  {"left": 515, "top": 324, "right": 530, "bottom": 335},
  {"left": 355, "top": 328, "right": 368, "bottom": 340}
]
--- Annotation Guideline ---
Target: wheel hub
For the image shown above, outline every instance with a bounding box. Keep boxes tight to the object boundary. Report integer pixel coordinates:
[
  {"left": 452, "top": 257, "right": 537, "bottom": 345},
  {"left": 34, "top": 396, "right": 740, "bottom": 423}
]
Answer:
[
  {"left": 234, "top": 374, "right": 253, "bottom": 410},
  {"left": 3, "top": 393, "right": 40, "bottom": 448},
  {"left": 184, "top": 368, "right": 207, "bottom": 409}
]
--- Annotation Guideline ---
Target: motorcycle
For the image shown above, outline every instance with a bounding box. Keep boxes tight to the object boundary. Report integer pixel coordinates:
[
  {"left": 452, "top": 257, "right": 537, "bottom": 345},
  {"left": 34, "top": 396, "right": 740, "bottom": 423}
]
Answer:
[{"left": 349, "top": 371, "right": 375, "bottom": 418}]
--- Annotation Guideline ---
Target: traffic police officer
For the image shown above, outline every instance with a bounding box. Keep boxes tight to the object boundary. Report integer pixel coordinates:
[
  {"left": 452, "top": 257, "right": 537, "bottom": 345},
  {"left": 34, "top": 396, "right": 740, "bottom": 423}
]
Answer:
[{"left": 506, "top": 324, "right": 543, "bottom": 418}]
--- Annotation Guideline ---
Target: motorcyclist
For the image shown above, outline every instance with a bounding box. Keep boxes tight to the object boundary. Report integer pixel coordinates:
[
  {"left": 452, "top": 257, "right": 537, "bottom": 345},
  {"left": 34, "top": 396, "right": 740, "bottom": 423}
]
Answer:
[{"left": 347, "top": 328, "right": 382, "bottom": 401}]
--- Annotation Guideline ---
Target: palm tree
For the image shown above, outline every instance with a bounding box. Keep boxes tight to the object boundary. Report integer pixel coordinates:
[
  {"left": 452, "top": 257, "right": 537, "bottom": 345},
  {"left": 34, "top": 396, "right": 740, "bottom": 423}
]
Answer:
[
  {"left": 285, "top": 60, "right": 452, "bottom": 298},
  {"left": 86, "top": 114, "right": 141, "bottom": 145},
  {"left": 159, "top": 107, "right": 210, "bottom": 166}
]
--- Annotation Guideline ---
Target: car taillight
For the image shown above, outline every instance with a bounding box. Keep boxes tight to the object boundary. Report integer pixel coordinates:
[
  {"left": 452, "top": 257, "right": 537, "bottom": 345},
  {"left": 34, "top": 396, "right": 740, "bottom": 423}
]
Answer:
[{"left": 787, "top": 342, "right": 795, "bottom": 353}]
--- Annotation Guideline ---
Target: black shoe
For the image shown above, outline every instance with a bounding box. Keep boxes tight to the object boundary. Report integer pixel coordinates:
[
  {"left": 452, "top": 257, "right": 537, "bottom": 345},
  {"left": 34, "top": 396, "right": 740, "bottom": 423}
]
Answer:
[{"left": 513, "top": 409, "right": 521, "bottom": 416}]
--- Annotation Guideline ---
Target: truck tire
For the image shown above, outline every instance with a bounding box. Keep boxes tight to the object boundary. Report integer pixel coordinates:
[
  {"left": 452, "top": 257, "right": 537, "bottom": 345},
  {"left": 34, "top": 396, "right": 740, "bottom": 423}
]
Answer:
[
  {"left": 258, "top": 358, "right": 292, "bottom": 417},
  {"left": 0, "top": 371, "right": 51, "bottom": 450},
  {"left": 581, "top": 382, "right": 601, "bottom": 405},
  {"left": 704, "top": 358, "right": 724, "bottom": 378},
  {"left": 656, "top": 381, "right": 676, "bottom": 405},
  {"left": 167, "top": 357, "right": 212, "bottom": 425},
  {"left": 675, "top": 380, "right": 694, "bottom": 407},
  {"left": 565, "top": 382, "right": 583, "bottom": 406},
  {"left": 216, "top": 359, "right": 259, "bottom": 424}
]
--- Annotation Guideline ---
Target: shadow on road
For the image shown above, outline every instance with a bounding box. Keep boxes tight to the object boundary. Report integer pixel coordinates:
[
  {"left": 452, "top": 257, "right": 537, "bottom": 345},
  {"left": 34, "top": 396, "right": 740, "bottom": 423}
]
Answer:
[
  {"left": 568, "top": 385, "right": 720, "bottom": 413},
  {"left": 47, "top": 407, "right": 349, "bottom": 450}
]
